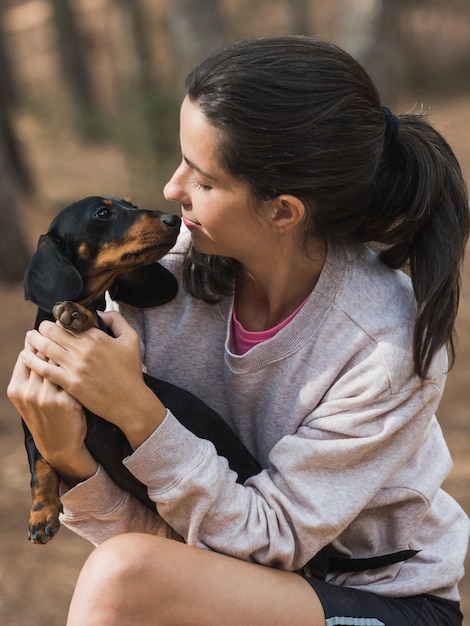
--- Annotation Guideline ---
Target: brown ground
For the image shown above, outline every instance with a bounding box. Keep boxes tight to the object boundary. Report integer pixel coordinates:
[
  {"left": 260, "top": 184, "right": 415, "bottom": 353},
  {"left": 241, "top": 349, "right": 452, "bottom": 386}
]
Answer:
[{"left": 0, "top": 99, "right": 469, "bottom": 625}]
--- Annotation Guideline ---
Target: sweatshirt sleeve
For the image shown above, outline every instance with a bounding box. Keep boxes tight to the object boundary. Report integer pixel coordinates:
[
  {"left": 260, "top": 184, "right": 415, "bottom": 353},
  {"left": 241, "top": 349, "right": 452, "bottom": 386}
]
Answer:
[
  {"left": 123, "top": 354, "right": 448, "bottom": 572},
  {"left": 59, "top": 464, "right": 179, "bottom": 546}
]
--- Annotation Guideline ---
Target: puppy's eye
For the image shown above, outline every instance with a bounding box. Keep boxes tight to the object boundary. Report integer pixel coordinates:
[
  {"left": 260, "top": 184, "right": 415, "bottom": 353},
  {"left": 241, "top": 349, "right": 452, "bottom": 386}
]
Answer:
[{"left": 95, "top": 207, "right": 112, "bottom": 220}]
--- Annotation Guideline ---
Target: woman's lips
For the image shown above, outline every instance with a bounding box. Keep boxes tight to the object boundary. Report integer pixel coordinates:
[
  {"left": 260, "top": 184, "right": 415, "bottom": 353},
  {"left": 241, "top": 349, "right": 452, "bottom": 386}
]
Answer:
[{"left": 182, "top": 215, "right": 201, "bottom": 230}]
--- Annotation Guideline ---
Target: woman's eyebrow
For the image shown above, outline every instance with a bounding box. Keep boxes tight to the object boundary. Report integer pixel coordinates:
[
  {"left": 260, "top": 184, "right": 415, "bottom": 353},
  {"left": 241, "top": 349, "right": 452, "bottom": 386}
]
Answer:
[{"left": 183, "top": 156, "right": 218, "bottom": 181}]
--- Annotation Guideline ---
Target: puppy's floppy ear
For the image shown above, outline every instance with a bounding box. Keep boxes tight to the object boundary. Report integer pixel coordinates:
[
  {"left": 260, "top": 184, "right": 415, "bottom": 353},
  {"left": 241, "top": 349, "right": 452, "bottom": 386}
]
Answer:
[
  {"left": 24, "top": 234, "right": 83, "bottom": 312},
  {"left": 109, "top": 263, "right": 178, "bottom": 307}
]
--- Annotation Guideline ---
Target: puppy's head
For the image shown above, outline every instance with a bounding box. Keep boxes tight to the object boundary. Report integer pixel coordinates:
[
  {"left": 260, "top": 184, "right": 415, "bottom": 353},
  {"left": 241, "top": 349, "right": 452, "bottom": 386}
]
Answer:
[{"left": 25, "top": 196, "right": 181, "bottom": 311}]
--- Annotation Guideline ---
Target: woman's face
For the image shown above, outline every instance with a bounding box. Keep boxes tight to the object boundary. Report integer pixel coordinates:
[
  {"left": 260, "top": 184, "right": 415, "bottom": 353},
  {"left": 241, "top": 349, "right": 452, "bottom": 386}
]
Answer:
[{"left": 164, "top": 97, "right": 269, "bottom": 263}]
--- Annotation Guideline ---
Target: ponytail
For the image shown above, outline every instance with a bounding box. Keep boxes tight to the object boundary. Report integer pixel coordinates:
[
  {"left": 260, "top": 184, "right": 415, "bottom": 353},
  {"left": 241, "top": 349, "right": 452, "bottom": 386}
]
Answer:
[{"left": 365, "top": 113, "right": 469, "bottom": 377}]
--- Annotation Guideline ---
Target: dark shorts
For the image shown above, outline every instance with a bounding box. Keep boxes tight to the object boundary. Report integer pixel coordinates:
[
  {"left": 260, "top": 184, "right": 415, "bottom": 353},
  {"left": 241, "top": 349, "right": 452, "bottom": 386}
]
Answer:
[{"left": 300, "top": 575, "right": 463, "bottom": 626}]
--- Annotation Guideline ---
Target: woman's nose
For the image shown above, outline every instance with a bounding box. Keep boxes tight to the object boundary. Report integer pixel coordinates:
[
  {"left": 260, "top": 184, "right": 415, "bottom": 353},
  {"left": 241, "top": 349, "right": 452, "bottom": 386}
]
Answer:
[{"left": 164, "top": 164, "right": 187, "bottom": 203}]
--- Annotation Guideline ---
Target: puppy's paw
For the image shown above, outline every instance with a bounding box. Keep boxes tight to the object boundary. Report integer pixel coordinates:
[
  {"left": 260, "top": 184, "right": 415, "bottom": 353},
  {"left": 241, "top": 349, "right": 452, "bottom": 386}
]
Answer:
[
  {"left": 53, "top": 301, "right": 97, "bottom": 332},
  {"left": 28, "top": 498, "right": 62, "bottom": 544}
]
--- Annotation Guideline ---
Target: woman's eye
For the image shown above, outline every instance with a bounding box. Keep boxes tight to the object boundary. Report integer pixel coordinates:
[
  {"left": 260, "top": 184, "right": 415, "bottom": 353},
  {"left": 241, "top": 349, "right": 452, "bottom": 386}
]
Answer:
[
  {"left": 95, "top": 207, "right": 112, "bottom": 219},
  {"left": 191, "top": 178, "right": 211, "bottom": 191}
]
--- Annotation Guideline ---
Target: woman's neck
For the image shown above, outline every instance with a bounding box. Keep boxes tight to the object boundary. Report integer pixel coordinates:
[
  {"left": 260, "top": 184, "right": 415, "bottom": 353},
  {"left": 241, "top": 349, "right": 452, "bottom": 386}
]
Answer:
[{"left": 234, "top": 239, "right": 327, "bottom": 332}]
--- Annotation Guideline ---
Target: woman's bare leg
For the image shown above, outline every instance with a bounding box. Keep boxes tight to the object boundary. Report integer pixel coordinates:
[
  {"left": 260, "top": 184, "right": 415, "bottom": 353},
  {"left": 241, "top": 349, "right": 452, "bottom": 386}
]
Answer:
[{"left": 67, "top": 533, "right": 325, "bottom": 626}]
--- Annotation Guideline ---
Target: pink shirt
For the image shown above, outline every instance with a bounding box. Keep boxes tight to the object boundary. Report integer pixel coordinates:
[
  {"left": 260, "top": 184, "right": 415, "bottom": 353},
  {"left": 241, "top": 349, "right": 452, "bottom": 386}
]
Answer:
[{"left": 232, "top": 298, "right": 308, "bottom": 355}]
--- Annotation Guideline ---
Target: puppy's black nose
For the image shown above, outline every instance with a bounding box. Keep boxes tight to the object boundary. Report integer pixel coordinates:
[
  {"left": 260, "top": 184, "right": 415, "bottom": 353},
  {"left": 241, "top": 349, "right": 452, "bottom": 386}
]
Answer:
[{"left": 162, "top": 214, "right": 181, "bottom": 228}]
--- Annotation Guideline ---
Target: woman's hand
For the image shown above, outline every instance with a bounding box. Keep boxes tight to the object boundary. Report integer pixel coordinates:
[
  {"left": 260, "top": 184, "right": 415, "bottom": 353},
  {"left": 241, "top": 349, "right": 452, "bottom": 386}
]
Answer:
[
  {"left": 17, "top": 311, "right": 168, "bottom": 449},
  {"left": 7, "top": 337, "right": 98, "bottom": 486}
]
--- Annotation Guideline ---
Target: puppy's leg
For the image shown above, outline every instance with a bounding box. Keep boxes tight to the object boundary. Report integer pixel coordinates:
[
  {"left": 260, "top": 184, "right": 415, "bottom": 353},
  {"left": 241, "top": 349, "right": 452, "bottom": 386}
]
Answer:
[
  {"left": 29, "top": 458, "right": 62, "bottom": 544},
  {"left": 24, "top": 423, "right": 62, "bottom": 544},
  {"left": 53, "top": 301, "right": 100, "bottom": 332}
]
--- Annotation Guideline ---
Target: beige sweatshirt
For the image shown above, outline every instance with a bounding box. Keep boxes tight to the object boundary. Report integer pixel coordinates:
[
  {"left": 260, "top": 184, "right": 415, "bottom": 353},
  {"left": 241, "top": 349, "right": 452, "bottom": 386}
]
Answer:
[{"left": 60, "top": 231, "right": 469, "bottom": 601}]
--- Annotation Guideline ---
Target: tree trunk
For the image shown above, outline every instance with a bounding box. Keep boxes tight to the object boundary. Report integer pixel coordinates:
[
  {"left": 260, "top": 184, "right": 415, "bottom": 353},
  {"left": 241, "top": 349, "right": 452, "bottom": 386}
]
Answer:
[
  {"left": 288, "top": 0, "right": 312, "bottom": 36},
  {"left": 335, "top": 0, "right": 403, "bottom": 105},
  {"left": 117, "top": 0, "right": 156, "bottom": 94},
  {"left": 0, "top": 140, "right": 31, "bottom": 283},
  {"left": 49, "top": 0, "right": 99, "bottom": 122},
  {"left": 169, "top": 0, "right": 228, "bottom": 85},
  {"left": 0, "top": 3, "right": 34, "bottom": 194}
]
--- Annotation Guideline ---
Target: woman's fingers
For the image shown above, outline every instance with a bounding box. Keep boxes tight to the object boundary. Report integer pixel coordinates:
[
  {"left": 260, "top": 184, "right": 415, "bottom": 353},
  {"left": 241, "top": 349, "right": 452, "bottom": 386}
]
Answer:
[
  {"left": 8, "top": 329, "right": 99, "bottom": 482},
  {"left": 7, "top": 351, "right": 33, "bottom": 406},
  {"left": 19, "top": 347, "right": 66, "bottom": 390},
  {"left": 22, "top": 321, "right": 101, "bottom": 390},
  {"left": 9, "top": 353, "right": 86, "bottom": 454},
  {"left": 97, "top": 310, "right": 134, "bottom": 338},
  {"left": 17, "top": 311, "right": 165, "bottom": 439}
]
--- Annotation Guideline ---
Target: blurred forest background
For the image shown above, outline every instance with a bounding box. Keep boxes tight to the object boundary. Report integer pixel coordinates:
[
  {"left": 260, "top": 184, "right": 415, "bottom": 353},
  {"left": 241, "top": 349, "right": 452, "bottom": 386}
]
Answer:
[{"left": 0, "top": 0, "right": 469, "bottom": 624}]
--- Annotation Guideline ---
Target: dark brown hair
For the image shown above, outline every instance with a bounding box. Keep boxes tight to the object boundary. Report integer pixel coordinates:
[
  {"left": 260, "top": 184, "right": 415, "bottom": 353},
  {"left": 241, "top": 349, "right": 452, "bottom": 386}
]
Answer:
[{"left": 183, "top": 36, "right": 469, "bottom": 377}]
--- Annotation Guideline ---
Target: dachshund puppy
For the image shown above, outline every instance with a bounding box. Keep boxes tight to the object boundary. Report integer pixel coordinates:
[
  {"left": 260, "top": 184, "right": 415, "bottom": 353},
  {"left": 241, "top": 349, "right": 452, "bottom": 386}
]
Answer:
[{"left": 22, "top": 196, "right": 261, "bottom": 544}]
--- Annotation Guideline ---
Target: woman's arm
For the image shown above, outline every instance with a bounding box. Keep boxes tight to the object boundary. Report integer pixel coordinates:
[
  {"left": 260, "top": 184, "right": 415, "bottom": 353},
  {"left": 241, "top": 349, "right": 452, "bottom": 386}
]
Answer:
[{"left": 59, "top": 465, "right": 180, "bottom": 546}]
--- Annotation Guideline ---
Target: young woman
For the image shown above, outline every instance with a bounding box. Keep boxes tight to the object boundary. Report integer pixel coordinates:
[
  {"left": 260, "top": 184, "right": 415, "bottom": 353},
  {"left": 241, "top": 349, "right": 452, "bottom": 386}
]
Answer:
[{"left": 8, "top": 37, "right": 469, "bottom": 625}]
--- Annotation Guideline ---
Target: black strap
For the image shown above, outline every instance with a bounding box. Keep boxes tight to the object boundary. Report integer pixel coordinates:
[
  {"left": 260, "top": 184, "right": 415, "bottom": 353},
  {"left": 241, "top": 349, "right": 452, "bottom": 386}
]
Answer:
[
  {"left": 306, "top": 547, "right": 420, "bottom": 581},
  {"left": 330, "top": 549, "right": 420, "bottom": 572}
]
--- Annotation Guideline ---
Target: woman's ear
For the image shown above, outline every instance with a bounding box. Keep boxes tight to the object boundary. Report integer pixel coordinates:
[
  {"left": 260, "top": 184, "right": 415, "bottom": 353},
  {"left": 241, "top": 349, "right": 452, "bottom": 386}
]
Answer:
[{"left": 267, "top": 194, "right": 306, "bottom": 232}]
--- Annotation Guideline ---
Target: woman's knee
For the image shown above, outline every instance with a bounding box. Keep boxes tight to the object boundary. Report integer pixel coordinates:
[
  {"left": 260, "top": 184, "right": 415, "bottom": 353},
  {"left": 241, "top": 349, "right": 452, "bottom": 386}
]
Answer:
[
  {"left": 68, "top": 534, "right": 176, "bottom": 625},
  {"left": 85, "top": 533, "right": 171, "bottom": 590},
  {"left": 80, "top": 533, "right": 174, "bottom": 602}
]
